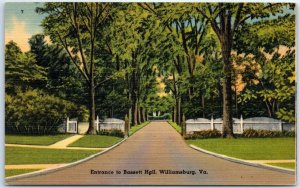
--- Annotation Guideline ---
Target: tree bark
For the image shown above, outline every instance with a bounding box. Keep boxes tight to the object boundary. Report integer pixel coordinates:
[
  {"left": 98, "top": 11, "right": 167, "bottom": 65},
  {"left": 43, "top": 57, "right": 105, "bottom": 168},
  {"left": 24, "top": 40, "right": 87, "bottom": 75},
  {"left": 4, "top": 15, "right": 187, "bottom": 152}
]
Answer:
[
  {"left": 137, "top": 104, "right": 141, "bottom": 125},
  {"left": 177, "top": 97, "right": 181, "bottom": 125},
  {"left": 173, "top": 106, "right": 176, "bottom": 122},
  {"left": 87, "top": 83, "right": 96, "bottom": 134},
  {"left": 141, "top": 107, "right": 145, "bottom": 123},
  {"left": 220, "top": 37, "right": 234, "bottom": 138},
  {"left": 130, "top": 51, "right": 138, "bottom": 126},
  {"left": 145, "top": 109, "right": 148, "bottom": 121}
]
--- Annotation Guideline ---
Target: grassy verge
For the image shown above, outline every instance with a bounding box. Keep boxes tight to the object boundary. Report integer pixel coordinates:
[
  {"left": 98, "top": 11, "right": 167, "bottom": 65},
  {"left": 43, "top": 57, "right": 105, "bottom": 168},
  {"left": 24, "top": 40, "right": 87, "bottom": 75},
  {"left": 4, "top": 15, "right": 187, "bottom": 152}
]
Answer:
[
  {"left": 168, "top": 121, "right": 181, "bottom": 134},
  {"left": 187, "top": 137, "right": 295, "bottom": 160},
  {"left": 68, "top": 135, "right": 123, "bottom": 148},
  {"left": 266, "top": 162, "right": 295, "bottom": 169},
  {"left": 5, "top": 169, "right": 41, "bottom": 177},
  {"left": 129, "top": 121, "right": 150, "bottom": 136},
  {"left": 5, "top": 134, "right": 72, "bottom": 146},
  {"left": 6, "top": 147, "right": 99, "bottom": 165}
]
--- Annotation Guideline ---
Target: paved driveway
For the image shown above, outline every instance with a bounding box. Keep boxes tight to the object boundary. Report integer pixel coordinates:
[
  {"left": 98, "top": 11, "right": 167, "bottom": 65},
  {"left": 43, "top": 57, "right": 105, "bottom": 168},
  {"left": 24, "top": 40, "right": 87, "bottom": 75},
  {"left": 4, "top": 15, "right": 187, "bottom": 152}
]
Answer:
[{"left": 6, "top": 121, "right": 295, "bottom": 185}]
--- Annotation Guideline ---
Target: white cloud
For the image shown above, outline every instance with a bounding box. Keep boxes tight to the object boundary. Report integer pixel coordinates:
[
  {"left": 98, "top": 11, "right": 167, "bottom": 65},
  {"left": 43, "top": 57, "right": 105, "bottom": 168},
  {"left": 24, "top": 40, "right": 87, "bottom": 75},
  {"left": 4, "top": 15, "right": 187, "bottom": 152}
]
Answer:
[{"left": 5, "top": 17, "right": 31, "bottom": 52}]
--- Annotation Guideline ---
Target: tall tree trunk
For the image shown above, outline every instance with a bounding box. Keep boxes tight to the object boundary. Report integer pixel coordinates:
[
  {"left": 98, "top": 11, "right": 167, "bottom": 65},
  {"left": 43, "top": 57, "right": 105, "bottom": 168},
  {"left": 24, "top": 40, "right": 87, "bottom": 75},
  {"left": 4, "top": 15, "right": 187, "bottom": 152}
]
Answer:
[
  {"left": 177, "top": 97, "right": 181, "bottom": 125},
  {"left": 221, "top": 37, "right": 234, "bottom": 138},
  {"left": 128, "top": 108, "right": 132, "bottom": 128},
  {"left": 137, "top": 104, "right": 141, "bottom": 125},
  {"left": 87, "top": 83, "right": 96, "bottom": 134},
  {"left": 141, "top": 107, "right": 145, "bottom": 123},
  {"left": 173, "top": 106, "right": 176, "bottom": 122},
  {"left": 131, "top": 51, "right": 138, "bottom": 126},
  {"left": 131, "top": 102, "right": 137, "bottom": 126},
  {"left": 134, "top": 102, "right": 138, "bottom": 125},
  {"left": 208, "top": 7, "right": 235, "bottom": 138}
]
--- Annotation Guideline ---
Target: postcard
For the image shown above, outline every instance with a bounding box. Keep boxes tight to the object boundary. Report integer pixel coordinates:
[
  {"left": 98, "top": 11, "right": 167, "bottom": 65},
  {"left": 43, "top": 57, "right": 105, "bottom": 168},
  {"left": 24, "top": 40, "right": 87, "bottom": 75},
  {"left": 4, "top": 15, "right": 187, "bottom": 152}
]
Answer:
[{"left": 4, "top": 2, "right": 296, "bottom": 185}]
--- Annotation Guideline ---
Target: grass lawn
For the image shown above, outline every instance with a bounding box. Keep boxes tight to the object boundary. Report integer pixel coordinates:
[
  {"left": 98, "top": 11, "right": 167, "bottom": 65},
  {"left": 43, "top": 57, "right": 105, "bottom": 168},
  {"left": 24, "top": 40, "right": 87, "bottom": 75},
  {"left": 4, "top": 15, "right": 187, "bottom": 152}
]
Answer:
[
  {"left": 69, "top": 135, "right": 123, "bottom": 148},
  {"left": 187, "top": 137, "right": 295, "bottom": 160},
  {"left": 5, "top": 169, "right": 41, "bottom": 177},
  {"left": 266, "top": 162, "right": 295, "bottom": 169},
  {"left": 168, "top": 121, "right": 181, "bottom": 134},
  {"left": 6, "top": 147, "right": 99, "bottom": 165},
  {"left": 129, "top": 121, "right": 150, "bottom": 136},
  {"left": 5, "top": 134, "right": 72, "bottom": 146}
]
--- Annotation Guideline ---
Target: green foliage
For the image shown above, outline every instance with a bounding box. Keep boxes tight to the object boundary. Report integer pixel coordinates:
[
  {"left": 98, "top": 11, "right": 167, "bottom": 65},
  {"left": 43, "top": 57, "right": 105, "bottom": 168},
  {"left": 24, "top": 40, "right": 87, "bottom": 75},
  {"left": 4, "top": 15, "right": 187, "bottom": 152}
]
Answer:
[
  {"left": 276, "top": 108, "right": 295, "bottom": 123},
  {"left": 234, "top": 15, "right": 295, "bottom": 54},
  {"left": 5, "top": 41, "right": 47, "bottom": 93},
  {"left": 5, "top": 90, "right": 85, "bottom": 135},
  {"left": 242, "top": 129, "right": 295, "bottom": 138},
  {"left": 144, "top": 95, "right": 174, "bottom": 115},
  {"left": 148, "top": 113, "right": 171, "bottom": 120},
  {"left": 97, "top": 129, "right": 124, "bottom": 138},
  {"left": 238, "top": 46, "right": 295, "bottom": 121},
  {"left": 184, "top": 129, "right": 221, "bottom": 140},
  {"left": 168, "top": 121, "right": 182, "bottom": 134}
]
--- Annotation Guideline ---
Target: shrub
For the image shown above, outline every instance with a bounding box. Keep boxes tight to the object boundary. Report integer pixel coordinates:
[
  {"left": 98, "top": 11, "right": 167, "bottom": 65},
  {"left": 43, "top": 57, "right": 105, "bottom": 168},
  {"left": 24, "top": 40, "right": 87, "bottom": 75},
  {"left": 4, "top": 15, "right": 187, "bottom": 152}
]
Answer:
[
  {"left": 242, "top": 129, "right": 295, "bottom": 138},
  {"left": 184, "top": 129, "right": 221, "bottom": 140},
  {"left": 97, "top": 129, "right": 124, "bottom": 138},
  {"left": 5, "top": 90, "right": 80, "bottom": 135}
]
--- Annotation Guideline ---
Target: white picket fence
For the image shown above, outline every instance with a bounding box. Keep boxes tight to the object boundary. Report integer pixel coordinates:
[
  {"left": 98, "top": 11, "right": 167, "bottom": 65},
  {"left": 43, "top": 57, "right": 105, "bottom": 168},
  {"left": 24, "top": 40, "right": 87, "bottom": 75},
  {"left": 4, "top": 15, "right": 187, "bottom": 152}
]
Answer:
[
  {"left": 66, "top": 117, "right": 78, "bottom": 133},
  {"left": 186, "top": 116, "right": 295, "bottom": 134},
  {"left": 65, "top": 116, "right": 125, "bottom": 134}
]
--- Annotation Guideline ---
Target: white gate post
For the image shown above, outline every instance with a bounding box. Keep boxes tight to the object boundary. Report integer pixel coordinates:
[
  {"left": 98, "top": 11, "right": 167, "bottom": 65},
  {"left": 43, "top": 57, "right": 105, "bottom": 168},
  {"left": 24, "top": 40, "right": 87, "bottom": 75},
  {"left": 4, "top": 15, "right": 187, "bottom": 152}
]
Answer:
[
  {"left": 96, "top": 115, "right": 99, "bottom": 131},
  {"left": 240, "top": 115, "right": 244, "bottom": 133},
  {"left": 279, "top": 120, "right": 283, "bottom": 132},
  {"left": 75, "top": 121, "right": 78, "bottom": 134},
  {"left": 66, "top": 117, "right": 69, "bottom": 133},
  {"left": 211, "top": 116, "right": 214, "bottom": 130}
]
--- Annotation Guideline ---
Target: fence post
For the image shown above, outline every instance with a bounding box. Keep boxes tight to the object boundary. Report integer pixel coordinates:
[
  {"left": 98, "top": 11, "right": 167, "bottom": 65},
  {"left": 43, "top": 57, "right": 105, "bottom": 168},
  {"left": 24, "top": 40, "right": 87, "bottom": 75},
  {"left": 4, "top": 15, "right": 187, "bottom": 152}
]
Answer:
[
  {"left": 240, "top": 115, "right": 244, "bottom": 133},
  {"left": 211, "top": 116, "right": 214, "bottom": 130},
  {"left": 76, "top": 121, "right": 78, "bottom": 134},
  {"left": 66, "top": 117, "right": 69, "bottom": 133},
  {"left": 96, "top": 115, "right": 99, "bottom": 132},
  {"left": 279, "top": 120, "right": 283, "bottom": 132}
]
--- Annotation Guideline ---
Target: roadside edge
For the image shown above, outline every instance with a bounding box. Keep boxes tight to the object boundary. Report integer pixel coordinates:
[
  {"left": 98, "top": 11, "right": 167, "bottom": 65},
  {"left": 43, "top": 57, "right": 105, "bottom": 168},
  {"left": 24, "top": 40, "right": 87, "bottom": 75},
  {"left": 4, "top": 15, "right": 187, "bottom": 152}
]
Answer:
[{"left": 189, "top": 144, "right": 295, "bottom": 175}]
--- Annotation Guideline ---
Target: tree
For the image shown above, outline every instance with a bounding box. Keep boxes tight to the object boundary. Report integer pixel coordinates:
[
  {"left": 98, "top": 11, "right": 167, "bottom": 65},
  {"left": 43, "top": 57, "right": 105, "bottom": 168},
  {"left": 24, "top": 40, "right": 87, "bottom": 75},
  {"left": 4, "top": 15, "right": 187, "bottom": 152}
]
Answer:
[
  {"left": 28, "top": 34, "right": 87, "bottom": 106},
  {"left": 235, "top": 14, "right": 295, "bottom": 122},
  {"left": 195, "top": 3, "right": 291, "bottom": 138},
  {"left": 5, "top": 41, "right": 47, "bottom": 93},
  {"left": 37, "top": 3, "right": 113, "bottom": 134},
  {"left": 6, "top": 89, "right": 79, "bottom": 134},
  {"left": 106, "top": 3, "right": 163, "bottom": 126}
]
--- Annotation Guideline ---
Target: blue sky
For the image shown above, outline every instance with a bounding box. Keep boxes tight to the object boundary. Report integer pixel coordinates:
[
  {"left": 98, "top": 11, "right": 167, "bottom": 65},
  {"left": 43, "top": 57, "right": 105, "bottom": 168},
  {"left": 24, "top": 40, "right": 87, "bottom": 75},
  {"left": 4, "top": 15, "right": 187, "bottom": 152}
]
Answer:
[{"left": 5, "top": 2, "right": 45, "bottom": 51}]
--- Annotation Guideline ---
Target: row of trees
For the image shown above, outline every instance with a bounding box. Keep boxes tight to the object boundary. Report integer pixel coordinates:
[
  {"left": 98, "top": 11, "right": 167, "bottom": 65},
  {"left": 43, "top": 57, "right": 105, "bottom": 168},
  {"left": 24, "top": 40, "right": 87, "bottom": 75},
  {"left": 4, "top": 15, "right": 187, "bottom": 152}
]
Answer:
[{"left": 6, "top": 3, "right": 295, "bottom": 137}]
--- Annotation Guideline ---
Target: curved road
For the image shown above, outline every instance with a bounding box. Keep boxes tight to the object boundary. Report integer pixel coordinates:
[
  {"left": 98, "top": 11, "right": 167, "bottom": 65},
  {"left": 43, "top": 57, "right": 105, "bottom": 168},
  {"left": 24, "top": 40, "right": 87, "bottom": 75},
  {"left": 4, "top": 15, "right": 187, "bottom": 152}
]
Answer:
[{"left": 7, "top": 122, "right": 295, "bottom": 185}]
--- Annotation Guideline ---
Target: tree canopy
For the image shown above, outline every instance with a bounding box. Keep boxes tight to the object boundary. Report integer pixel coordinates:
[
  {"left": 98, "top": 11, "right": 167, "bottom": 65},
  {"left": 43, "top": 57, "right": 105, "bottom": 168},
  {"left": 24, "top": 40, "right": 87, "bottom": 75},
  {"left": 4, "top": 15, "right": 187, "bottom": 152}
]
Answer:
[{"left": 5, "top": 2, "right": 295, "bottom": 136}]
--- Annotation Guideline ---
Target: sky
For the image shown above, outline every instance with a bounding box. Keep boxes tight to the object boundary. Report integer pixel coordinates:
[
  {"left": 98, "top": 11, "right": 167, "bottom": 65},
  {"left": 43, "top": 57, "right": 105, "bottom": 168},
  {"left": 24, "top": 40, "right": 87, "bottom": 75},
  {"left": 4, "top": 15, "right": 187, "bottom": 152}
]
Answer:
[{"left": 5, "top": 2, "right": 45, "bottom": 52}]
